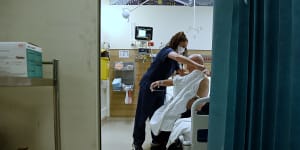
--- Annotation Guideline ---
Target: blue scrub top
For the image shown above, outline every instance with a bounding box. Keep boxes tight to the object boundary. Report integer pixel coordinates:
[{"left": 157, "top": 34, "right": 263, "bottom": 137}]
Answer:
[{"left": 140, "top": 47, "right": 180, "bottom": 90}]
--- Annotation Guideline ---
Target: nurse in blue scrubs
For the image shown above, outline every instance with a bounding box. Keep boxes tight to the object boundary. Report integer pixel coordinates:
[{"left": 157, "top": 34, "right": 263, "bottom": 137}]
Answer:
[{"left": 132, "top": 32, "right": 206, "bottom": 150}]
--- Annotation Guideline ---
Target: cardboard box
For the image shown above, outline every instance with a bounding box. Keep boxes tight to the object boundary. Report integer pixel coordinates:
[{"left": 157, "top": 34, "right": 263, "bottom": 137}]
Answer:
[{"left": 0, "top": 42, "right": 43, "bottom": 78}]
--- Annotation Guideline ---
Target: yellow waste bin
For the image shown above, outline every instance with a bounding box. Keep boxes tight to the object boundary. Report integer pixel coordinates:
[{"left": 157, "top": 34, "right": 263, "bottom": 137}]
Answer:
[{"left": 100, "top": 57, "right": 109, "bottom": 80}]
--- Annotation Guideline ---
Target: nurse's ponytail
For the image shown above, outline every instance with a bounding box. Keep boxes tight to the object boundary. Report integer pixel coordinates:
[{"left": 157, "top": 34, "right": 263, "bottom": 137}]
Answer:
[{"left": 167, "top": 32, "right": 188, "bottom": 50}]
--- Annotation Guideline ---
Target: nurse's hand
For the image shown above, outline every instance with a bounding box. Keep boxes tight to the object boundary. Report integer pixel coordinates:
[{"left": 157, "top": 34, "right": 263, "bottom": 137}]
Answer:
[{"left": 150, "top": 81, "right": 160, "bottom": 92}]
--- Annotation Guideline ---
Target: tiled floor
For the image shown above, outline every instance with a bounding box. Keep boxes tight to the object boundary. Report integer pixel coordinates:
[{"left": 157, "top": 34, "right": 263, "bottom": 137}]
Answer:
[{"left": 101, "top": 117, "right": 152, "bottom": 150}]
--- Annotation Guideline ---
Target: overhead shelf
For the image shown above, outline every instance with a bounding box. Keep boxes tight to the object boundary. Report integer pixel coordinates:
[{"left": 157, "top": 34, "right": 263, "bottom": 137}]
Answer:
[{"left": 0, "top": 77, "right": 54, "bottom": 87}]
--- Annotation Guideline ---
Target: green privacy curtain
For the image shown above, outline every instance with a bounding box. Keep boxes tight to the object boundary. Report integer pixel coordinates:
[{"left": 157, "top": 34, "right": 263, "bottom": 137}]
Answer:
[{"left": 208, "top": 0, "right": 300, "bottom": 150}]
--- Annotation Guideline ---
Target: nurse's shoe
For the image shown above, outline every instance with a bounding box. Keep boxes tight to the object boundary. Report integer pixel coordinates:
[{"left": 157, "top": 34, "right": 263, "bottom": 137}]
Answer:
[{"left": 132, "top": 144, "right": 143, "bottom": 150}]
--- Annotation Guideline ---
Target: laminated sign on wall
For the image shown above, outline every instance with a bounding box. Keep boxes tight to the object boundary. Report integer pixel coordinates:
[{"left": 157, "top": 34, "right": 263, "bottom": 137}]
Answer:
[{"left": 119, "top": 50, "right": 129, "bottom": 58}]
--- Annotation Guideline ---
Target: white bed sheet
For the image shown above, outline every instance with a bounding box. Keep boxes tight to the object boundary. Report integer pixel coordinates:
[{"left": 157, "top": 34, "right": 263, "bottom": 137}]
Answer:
[{"left": 167, "top": 118, "right": 192, "bottom": 148}]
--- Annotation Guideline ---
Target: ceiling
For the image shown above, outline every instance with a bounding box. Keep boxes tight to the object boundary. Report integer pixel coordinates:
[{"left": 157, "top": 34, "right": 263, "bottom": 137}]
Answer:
[{"left": 111, "top": 0, "right": 214, "bottom": 6}]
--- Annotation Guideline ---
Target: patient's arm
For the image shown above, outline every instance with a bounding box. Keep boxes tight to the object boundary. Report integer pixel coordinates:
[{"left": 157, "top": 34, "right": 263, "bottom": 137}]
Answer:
[
  {"left": 150, "top": 79, "right": 174, "bottom": 91},
  {"left": 186, "top": 77, "right": 209, "bottom": 110}
]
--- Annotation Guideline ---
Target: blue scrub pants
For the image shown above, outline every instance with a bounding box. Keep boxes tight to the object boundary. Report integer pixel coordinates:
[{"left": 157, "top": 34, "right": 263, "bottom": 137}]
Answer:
[{"left": 133, "top": 86, "right": 165, "bottom": 147}]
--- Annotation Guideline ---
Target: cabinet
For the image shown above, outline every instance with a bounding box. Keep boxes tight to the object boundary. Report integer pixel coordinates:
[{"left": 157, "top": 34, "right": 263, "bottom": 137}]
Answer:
[
  {"left": 101, "top": 80, "right": 110, "bottom": 119},
  {"left": 112, "top": 62, "right": 135, "bottom": 91}
]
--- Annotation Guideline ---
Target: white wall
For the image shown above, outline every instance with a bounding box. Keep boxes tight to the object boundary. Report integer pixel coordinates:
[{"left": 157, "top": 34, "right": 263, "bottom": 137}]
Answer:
[
  {"left": 0, "top": 0, "right": 99, "bottom": 150},
  {"left": 101, "top": 1, "right": 213, "bottom": 50}
]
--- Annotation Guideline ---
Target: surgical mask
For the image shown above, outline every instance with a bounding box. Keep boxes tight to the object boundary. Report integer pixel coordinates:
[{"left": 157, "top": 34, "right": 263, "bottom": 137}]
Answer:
[{"left": 177, "top": 46, "right": 185, "bottom": 54}]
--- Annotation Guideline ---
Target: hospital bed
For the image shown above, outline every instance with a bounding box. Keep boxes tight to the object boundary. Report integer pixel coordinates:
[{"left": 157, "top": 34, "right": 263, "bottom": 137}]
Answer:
[
  {"left": 165, "top": 77, "right": 210, "bottom": 150},
  {"left": 178, "top": 97, "right": 210, "bottom": 150}
]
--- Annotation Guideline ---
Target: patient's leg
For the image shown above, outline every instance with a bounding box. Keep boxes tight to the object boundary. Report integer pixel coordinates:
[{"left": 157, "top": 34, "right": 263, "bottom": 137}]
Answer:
[
  {"left": 181, "top": 109, "right": 191, "bottom": 118},
  {"left": 150, "top": 131, "right": 171, "bottom": 150}
]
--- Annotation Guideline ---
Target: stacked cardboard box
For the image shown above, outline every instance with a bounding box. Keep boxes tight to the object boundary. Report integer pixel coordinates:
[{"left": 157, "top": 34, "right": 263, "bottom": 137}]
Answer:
[{"left": 0, "top": 42, "right": 43, "bottom": 78}]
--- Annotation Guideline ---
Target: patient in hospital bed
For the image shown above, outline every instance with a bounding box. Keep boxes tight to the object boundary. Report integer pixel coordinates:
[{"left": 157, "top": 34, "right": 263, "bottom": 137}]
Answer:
[{"left": 149, "top": 54, "right": 210, "bottom": 150}]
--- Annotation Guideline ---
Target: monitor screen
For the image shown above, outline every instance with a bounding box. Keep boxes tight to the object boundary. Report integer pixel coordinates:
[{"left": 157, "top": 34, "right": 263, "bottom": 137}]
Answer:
[{"left": 135, "top": 26, "right": 153, "bottom": 41}]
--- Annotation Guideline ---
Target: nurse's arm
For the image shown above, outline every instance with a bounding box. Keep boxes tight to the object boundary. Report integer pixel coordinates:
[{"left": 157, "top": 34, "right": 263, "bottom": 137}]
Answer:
[{"left": 168, "top": 51, "right": 205, "bottom": 71}]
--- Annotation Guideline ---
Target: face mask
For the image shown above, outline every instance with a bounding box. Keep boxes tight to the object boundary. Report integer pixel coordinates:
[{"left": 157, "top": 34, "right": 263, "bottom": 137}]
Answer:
[{"left": 177, "top": 46, "right": 185, "bottom": 54}]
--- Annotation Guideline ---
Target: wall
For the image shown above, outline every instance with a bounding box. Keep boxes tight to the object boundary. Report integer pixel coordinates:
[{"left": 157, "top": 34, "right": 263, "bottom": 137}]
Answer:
[
  {"left": 0, "top": 0, "right": 99, "bottom": 150},
  {"left": 101, "top": 0, "right": 213, "bottom": 50}
]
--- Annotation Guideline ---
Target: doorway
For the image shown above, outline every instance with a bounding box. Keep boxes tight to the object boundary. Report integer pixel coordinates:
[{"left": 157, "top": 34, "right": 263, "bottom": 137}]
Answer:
[{"left": 99, "top": 0, "right": 214, "bottom": 149}]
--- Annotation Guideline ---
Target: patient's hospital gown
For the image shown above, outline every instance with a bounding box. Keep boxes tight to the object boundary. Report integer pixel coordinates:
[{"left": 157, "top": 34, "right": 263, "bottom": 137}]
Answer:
[{"left": 150, "top": 70, "right": 204, "bottom": 136}]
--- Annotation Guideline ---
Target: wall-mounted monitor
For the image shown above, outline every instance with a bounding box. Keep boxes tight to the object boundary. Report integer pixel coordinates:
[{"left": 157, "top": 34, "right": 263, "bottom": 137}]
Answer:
[{"left": 135, "top": 26, "right": 153, "bottom": 41}]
